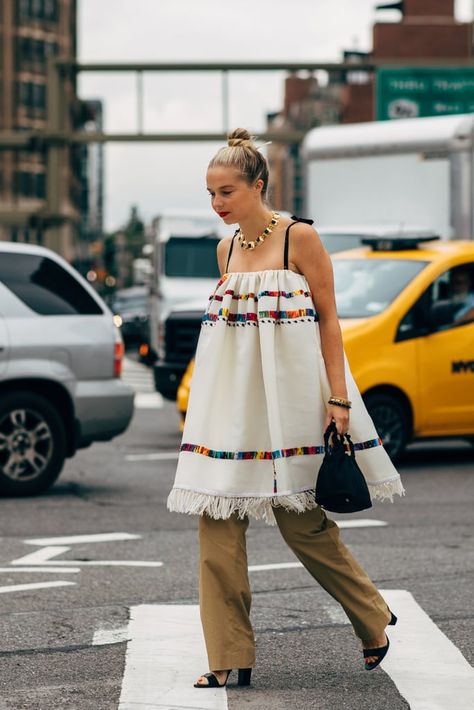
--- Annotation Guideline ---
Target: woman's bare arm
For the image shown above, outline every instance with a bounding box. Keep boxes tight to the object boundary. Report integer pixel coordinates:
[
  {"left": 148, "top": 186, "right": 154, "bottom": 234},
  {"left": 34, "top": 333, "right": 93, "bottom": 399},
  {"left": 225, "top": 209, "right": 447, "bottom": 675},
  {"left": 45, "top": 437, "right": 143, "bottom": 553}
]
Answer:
[
  {"left": 216, "top": 236, "right": 232, "bottom": 276},
  {"left": 292, "top": 224, "right": 350, "bottom": 433}
]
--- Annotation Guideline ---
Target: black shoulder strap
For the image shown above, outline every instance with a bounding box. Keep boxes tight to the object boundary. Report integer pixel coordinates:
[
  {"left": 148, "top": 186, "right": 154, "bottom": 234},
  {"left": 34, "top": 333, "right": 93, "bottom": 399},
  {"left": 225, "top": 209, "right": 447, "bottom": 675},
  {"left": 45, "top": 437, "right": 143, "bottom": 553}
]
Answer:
[
  {"left": 225, "top": 230, "right": 239, "bottom": 273},
  {"left": 284, "top": 215, "right": 314, "bottom": 269}
]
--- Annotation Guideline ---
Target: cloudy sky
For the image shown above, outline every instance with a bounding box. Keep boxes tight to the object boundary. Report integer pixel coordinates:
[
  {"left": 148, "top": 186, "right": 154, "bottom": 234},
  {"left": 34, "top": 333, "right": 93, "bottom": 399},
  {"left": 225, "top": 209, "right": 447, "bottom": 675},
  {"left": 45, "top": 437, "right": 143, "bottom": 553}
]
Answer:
[{"left": 78, "top": 0, "right": 473, "bottom": 231}]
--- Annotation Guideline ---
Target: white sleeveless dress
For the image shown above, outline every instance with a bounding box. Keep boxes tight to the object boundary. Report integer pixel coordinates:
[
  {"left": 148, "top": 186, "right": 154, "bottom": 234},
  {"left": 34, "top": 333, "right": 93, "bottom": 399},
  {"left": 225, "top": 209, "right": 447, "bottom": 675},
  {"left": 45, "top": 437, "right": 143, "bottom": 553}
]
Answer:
[{"left": 167, "top": 226, "right": 404, "bottom": 525}]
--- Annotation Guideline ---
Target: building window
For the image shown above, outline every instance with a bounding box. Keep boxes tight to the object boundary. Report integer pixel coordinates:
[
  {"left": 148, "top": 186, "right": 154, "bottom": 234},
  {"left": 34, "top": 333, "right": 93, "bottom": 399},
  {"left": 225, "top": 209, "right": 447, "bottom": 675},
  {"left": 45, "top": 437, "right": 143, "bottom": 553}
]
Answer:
[
  {"left": 36, "top": 173, "right": 46, "bottom": 199},
  {"left": 20, "top": 172, "right": 33, "bottom": 197},
  {"left": 13, "top": 171, "right": 45, "bottom": 199},
  {"left": 17, "top": 81, "right": 47, "bottom": 113},
  {"left": 44, "top": 0, "right": 58, "bottom": 21},
  {"left": 17, "top": 0, "right": 58, "bottom": 21},
  {"left": 18, "top": 0, "right": 30, "bottom": 20},
  {"left": 32, "top": 83, "right": 46, "bottom": 109}
]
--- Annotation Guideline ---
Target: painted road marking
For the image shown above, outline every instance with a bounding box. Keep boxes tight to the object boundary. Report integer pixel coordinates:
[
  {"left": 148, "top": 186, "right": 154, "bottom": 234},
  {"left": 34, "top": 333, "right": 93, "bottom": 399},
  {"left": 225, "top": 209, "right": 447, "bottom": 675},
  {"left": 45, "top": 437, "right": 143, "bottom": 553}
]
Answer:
[
  {"left": 249, "top": 561, "right": 302, "bottom": 572},
  {"left": 122, "top": 358, "right": 163, "bottom": 408},
  {"left": 380, "top": 589, "right": 474, "bottom": 710},
  {"left": 12, "top": 535, "right": 162, "bottom": 569},
  {"left": 12, "top": 546, "right": 163, "bottom": 568},
  {"left": 134, "top": 393, "right": 164, "bottom": 409},
  {"left": 24, "top": 532, "right": 141, "bottom": 545},
  {"left": 0, "top": 581, "right": 75, "bottom": 594},
  {"left": 125, "top": 451, "right": 179, "bottom": 462},
  {"left": 34, "top": 560, "right": 163, "bottom": 567},
  {"left": 11, "top": 546, "right": 71, "bottom": 565},
  {"left": 0, "top": 567, "right": 80, "bottom": 573},
  {"left": 334, "top": 519, "right": 387, "bottom": 528},
  {"left": 116, "top": 595, "right": 474, "bottom": 709},
  {"left": 118, "top": 604, "right": 227, "bottom": 710},
  {"left": 248, "top": 519, "right": 387, "bottom": 572},
  {"left": 93, "top": 626, "right": 130, "bottom": 646}
]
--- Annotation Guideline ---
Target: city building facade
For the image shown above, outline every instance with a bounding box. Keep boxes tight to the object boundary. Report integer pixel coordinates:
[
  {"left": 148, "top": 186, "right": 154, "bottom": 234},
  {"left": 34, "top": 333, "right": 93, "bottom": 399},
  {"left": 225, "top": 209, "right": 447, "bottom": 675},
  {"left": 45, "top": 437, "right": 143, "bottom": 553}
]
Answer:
[{"left": 0, "top": 0, "right": 85, "bottom": 260}]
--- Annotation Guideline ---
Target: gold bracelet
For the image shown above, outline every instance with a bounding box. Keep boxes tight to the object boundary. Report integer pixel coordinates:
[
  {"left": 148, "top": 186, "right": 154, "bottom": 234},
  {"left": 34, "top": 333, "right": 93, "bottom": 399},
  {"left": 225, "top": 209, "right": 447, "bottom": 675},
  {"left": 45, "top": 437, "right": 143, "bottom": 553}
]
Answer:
[{"left": 328, "top": 396, "right": 352, "bottom": 409}]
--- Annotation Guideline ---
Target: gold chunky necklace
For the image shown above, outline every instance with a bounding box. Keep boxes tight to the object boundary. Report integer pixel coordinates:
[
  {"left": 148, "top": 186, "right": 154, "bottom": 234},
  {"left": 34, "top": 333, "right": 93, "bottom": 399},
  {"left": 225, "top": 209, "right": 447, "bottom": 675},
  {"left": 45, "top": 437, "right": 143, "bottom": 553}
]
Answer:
[{"left": 238, "top": 211, "right": 280, "bottom": 250}]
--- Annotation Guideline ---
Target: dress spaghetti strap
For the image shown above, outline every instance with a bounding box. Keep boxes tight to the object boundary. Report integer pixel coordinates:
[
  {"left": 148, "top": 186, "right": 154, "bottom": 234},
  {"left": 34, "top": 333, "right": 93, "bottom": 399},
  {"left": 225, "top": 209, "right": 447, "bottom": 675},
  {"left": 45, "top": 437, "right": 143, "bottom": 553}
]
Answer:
[
  {"left": 284, "top": 215, "right": 314, "bottom": 269},
  {"left": 225, "top": 230, "right": 239, "bottom": 273}
]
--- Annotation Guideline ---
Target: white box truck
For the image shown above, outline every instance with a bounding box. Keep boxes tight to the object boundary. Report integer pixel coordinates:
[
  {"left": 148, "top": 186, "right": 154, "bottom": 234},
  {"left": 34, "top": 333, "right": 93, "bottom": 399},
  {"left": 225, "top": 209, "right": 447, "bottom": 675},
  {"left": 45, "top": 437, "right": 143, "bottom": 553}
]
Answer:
[
  {"left": 147, "top": 209, "right": 227, "bottom": 399},
  {"left": 302, "top": 113, "right": 474, "bottom": 240}
]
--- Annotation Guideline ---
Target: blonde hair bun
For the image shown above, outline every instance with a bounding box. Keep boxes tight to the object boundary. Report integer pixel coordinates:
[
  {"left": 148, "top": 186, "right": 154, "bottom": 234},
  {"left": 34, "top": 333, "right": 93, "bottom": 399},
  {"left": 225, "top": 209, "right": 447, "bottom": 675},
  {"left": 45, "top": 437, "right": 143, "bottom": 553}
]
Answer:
[
  {"left": 227, "top": 128, "right": 254, "bottom": 149},
  {"left": 209, "top": 127, "right": 270, "bottom": 200}
]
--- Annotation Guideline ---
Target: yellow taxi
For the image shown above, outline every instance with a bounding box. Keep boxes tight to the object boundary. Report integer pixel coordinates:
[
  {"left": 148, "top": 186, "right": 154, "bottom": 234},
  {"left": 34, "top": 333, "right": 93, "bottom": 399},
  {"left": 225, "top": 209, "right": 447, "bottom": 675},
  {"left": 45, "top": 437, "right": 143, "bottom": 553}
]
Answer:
[{"left": 177, "top": 235, "right": 474, "bottom": 460}]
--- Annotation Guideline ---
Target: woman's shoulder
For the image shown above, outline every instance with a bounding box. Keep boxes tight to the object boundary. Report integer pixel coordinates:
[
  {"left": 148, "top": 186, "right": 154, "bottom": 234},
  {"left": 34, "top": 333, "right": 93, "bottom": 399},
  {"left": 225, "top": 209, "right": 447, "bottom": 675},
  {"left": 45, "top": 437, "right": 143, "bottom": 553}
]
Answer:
[
  {"left": 217, "top": 234, "right": 235, "bottom": 255},
  {"left": 285, "top": 216, "right": 321, "bottom": 242}
]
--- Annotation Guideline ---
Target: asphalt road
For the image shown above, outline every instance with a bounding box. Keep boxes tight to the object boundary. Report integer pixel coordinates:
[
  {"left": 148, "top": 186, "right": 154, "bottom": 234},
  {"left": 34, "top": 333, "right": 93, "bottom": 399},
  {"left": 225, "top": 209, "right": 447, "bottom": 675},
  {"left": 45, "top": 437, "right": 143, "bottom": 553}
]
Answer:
[{"left": 0, "top": 362, "right": 473, "bottom": 710}]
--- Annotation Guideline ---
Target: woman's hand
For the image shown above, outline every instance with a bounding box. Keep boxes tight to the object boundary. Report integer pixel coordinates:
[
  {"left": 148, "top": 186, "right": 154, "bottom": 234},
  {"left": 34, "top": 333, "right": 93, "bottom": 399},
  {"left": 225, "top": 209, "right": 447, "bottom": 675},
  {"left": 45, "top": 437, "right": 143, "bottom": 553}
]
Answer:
[{"left": 324, "top": 404, "right": 350, "bottom": 435}]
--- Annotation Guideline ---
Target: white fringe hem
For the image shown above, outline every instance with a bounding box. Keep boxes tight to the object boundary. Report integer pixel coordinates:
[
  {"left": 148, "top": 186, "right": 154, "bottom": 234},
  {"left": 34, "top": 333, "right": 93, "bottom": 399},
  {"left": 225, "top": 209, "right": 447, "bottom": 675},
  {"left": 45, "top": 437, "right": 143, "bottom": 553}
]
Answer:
[
  {"left": 368, "top": 477, "right": 406, "bottom": 502},
  {"left": 167, "top": 477, "right": 405, "bottom": 526}
]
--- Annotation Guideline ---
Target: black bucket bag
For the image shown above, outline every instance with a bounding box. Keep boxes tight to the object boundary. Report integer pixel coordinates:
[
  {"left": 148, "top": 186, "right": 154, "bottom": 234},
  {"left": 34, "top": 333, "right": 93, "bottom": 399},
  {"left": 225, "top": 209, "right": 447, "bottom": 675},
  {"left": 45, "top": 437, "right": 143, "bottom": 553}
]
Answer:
[{"left": 315, "top": 421, "right": 373, "bottom": 514}]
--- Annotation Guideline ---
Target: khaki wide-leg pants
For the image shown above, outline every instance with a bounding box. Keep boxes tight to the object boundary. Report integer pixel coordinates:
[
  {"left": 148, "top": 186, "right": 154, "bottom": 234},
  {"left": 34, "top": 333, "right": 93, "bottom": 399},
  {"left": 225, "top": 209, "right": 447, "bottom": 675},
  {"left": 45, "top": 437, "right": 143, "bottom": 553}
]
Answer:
[{"left": 199, "top": 505, "right": 391, "bottom": 671}]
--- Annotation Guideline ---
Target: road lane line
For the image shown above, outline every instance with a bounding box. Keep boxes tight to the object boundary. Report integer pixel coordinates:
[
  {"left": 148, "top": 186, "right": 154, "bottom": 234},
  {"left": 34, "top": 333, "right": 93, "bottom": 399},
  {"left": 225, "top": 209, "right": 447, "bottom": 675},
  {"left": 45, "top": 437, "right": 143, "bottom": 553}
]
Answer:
[
  {"left": 118, "top": 604, "right": 227, "bottom": 710},
  {"left": 0, "top": 581, "right": 76, "bottom": 594},
  {"left": 0, "top": 567, "right": 80, "bottom": 573},
  {"left": 249, "top": 561, "right": 302, "bottom": 572},
  {"left": 335, "top": 519, "right": 387, "bottom": 528},
  {"left": 134, "top": 393, "right": 164, "bottom": 409},
  {"left": 380, "top": 589, "right": 474, "bottom": 710},
  {"left": 125, "top": 451, "right": 179, "bottom": 461},
  {"left": 248, "top": 519, "right": 388, "bottom": 572},
  {"left": 24, "top": 532, "right": 141, "bottom": 545},
  {"left": 34, "top": 560, "right": 163, "bottom": 567},
  {"left": 11, "top": 546, "right": 71, "bottom": 565}
]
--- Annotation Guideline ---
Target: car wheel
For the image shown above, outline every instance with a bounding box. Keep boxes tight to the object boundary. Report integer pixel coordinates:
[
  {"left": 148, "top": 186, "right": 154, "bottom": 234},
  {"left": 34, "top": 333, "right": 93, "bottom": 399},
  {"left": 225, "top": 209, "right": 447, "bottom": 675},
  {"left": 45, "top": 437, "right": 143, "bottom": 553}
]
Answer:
[
  {"left": 0, "top": 392, "right": 67, "bottom": 496},
  {"left": 363, "top": 392, "right": 409, "bottom": 462}
]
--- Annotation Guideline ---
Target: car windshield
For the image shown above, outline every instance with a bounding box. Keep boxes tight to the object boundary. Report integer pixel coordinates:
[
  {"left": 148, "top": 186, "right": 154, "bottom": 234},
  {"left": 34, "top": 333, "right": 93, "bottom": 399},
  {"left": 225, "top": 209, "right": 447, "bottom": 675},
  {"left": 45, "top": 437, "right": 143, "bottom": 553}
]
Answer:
[
  {"left": 333, "top": 258, "right": 428, "bottom": 318},
  {"left": 319, "top": 233, "right": 364, "bottom": 254},
  {"left": 165, "top": 237, "right": 220, "bottom": 278}
]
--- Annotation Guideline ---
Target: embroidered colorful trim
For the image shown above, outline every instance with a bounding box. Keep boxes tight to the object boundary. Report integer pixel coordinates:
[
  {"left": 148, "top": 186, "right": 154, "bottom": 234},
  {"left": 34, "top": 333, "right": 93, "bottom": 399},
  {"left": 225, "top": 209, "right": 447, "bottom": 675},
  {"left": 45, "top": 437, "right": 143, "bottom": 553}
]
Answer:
[
  {"left": 202, "top": 308, "right": 317, "bottom": 324},
  {"left": 180, "top": 437, "right": 383, "bottom": 460},
  {"left": 209, "top": 288, "right": 312, "bottom": 303}
]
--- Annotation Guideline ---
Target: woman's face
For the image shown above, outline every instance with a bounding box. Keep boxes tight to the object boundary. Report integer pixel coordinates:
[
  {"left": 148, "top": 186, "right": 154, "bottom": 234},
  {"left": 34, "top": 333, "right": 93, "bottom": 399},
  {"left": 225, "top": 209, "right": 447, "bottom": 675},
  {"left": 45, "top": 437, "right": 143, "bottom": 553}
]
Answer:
[{"left": 206, "top": 166, "right": 263, "bottom": 225}]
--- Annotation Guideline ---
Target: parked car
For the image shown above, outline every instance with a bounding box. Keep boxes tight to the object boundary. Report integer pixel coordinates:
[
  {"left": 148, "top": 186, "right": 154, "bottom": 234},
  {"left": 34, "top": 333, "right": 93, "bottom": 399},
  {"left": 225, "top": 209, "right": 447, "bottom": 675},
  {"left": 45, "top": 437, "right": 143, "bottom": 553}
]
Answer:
[
  {"left": 112, "top": 286, "right": 150, "bottom": 347},
  {"left": 171, "top": 234, "right": 474, "bottom": 460},
  {"left": 0, "top": 242, "right": 134, "bottom": 496}
]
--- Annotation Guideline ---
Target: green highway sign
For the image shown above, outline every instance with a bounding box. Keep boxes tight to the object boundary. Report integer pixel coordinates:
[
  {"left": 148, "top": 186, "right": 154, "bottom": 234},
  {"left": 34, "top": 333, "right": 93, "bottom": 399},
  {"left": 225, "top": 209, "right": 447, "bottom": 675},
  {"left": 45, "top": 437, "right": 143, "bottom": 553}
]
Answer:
[{"left": 376, "top": 67, "right": 474, "bottom": 120}]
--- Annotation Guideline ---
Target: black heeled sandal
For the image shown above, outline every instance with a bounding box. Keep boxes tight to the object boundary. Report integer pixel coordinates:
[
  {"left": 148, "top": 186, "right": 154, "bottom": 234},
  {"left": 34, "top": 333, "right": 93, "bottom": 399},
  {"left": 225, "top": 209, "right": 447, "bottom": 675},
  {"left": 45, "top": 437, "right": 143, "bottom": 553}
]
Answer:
[
  {"left": 194, "top": 667, "right": 252, "bottom": 688},
  {"left": 363, "top": 612, "right": 397, "bottom": 671}
]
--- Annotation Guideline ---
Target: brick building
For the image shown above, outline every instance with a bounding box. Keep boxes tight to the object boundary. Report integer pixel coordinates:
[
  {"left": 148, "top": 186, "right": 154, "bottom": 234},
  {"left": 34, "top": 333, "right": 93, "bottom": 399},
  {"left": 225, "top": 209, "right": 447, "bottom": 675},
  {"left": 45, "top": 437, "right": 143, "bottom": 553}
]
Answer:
[
  {"left": 268, "top": 0, "right": 474, "bottom": 213},
  {"left": 0, "top": 0, "right": 84, "bottom": 259}
]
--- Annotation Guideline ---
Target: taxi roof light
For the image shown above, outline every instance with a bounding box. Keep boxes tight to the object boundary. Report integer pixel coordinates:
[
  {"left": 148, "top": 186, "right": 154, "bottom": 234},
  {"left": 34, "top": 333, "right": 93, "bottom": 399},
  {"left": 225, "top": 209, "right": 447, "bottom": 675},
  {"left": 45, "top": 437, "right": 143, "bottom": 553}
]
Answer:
[{"left": 361, "top": 234, "right": 441, "bottom": 252}]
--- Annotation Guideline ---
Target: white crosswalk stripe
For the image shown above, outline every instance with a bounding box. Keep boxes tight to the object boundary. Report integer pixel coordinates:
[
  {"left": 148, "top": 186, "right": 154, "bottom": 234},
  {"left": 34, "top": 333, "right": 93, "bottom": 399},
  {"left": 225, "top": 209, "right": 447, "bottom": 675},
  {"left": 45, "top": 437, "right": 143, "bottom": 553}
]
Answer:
[
  {"left": 380, "top": 589, "right": 474, "bottom": 710},
  {"left": 116, "top": 593, "right": 474, "bottom": 709},
  {"left": 122, "top": 357, "right": 163, "bottom": 409},
  {"left": 118, "top": 605, "right": 227, "bottom": 709}
]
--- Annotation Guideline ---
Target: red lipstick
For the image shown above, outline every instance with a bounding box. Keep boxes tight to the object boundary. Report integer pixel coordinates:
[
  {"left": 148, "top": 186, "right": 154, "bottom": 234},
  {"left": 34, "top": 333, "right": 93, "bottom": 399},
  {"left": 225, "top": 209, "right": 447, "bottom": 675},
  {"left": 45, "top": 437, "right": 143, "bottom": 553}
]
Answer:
[{"left": 218, "top": 212, "right": 230, "bottom": 218}]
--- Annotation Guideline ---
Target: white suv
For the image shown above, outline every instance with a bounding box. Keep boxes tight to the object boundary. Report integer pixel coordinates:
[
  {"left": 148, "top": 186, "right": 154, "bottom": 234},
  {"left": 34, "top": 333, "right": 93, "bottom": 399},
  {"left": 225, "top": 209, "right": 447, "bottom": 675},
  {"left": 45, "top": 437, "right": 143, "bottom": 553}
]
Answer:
[{"left": 0, "top": 242, "right": 134, "bottom": 496}]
